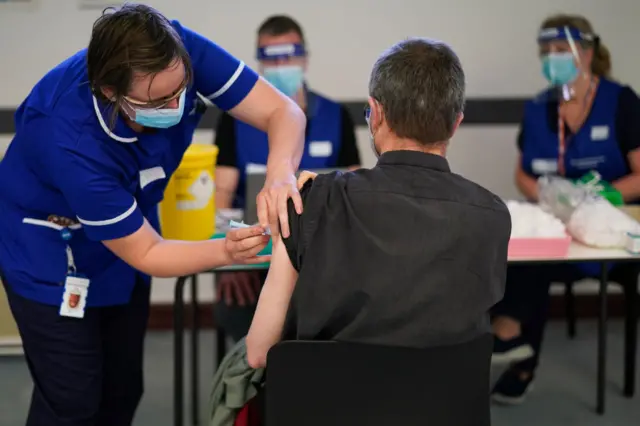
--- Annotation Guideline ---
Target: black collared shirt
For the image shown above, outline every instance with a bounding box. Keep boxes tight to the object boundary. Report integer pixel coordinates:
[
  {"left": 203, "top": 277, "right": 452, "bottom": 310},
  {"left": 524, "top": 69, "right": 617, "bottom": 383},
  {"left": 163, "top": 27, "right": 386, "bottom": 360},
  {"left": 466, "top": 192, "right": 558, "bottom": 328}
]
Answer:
[{"left": 282, "top": 150, "right": 511, "bottom": 347}]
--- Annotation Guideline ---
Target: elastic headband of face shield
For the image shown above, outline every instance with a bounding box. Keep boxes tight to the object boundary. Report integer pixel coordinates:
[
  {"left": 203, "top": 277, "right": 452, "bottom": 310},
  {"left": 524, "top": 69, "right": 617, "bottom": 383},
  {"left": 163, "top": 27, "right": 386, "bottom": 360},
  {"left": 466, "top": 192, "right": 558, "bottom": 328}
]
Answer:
[
  {"left": 537, "top": 26, "right": 599, "bottom": 48},
  {"left": 256, "top": 43, "right": 306, "bottom": 61}
]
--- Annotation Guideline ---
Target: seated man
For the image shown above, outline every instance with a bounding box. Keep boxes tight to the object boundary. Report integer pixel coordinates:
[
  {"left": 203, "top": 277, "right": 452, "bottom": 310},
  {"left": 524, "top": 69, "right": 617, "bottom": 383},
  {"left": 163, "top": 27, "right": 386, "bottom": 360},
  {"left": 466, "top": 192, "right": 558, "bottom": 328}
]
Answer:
[
  {"left": 214, "top": 15, "right": 361, "bottom": 342},
  {"left": 245, "top": 37, "right": 512, "bottom": 368}
]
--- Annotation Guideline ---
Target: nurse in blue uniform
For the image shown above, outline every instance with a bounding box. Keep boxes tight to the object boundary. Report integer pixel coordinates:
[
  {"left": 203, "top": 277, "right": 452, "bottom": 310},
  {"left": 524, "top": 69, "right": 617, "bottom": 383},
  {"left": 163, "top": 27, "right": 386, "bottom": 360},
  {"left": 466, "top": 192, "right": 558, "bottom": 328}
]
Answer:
[
  {"left": 213, "top": 15, "right": 361, "bottom": 341},
  {"left": 0, "top": 4, "right": 306, "bottom": 425},
  {"left": 489, "top": 14, "right": 640, "bottom": 405}
]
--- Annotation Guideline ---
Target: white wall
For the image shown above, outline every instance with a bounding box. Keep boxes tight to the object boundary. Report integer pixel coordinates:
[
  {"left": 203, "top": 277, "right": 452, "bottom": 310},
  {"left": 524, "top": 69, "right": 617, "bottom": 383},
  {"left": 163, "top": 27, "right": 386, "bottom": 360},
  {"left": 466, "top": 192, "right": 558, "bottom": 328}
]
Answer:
[{"left": 1, "top": 0, "right": 639, "bottom": 302}]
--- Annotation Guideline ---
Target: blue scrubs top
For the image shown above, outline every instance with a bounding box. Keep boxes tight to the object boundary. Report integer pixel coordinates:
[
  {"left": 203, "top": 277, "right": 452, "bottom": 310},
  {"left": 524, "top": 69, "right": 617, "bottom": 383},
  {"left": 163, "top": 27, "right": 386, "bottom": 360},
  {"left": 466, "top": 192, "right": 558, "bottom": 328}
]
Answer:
[
  {"left": 228, "top": 92, "right": 347, "bottom": 208},
  {"left": 518, "top": 78, "right": 640, "bottom": 276},
  {"left": 0, "top": 20, "right": 259, "bottom": 307},
  {"left": 519, "top": 78, "right": 640, "bottom": 184}
]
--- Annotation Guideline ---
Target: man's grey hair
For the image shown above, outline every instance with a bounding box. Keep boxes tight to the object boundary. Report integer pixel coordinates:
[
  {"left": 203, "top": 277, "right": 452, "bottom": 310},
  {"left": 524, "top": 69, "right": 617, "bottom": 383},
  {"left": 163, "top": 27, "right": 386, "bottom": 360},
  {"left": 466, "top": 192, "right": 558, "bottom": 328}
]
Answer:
[{"left": 368, "top": 37, "right": 466, "bottom": 145}]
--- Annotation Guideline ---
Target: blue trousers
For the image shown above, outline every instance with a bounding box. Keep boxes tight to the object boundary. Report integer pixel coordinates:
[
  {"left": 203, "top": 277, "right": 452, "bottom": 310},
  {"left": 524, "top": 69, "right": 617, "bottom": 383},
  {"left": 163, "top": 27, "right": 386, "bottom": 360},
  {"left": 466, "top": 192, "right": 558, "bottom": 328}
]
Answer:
[{"left": 3, "top": 277, "right": 150, "bottom": 426}]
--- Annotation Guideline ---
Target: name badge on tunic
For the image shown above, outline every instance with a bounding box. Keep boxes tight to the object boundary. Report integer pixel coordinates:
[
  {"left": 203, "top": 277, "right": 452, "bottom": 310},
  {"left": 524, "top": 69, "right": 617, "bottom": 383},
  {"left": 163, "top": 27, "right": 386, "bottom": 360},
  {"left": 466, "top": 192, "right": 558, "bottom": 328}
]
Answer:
[
  {"left": 60, "top": 275, "right": 90, "bottom": 319},
  {"left": 246, "top": 163, "right": 268, "bottom": 175},
  {"left": 309, "top": 141, "right": 333, "bottom": 158},
  {"left": 591, "top": 125, "right": 609, "bottom": 141},
  {"left": 570, "top": 156, "right": 605, "bottom": 169},
  {"left": 531, "top": 158, "right": 558, "bottom": 174}
]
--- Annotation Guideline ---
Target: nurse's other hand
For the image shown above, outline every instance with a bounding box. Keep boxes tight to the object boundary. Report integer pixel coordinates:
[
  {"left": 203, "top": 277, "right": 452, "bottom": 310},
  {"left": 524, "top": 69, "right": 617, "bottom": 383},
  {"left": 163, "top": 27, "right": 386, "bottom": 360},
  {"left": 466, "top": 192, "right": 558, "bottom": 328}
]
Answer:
[
  {"left": 257, "top": 169, "right": 302, "bottom": 239},
  {"left": 225, "top": 226, "right": 271, "bottom": 264},
  {"left": 297, "top": 170, "right": 318, "bottom": 190}
]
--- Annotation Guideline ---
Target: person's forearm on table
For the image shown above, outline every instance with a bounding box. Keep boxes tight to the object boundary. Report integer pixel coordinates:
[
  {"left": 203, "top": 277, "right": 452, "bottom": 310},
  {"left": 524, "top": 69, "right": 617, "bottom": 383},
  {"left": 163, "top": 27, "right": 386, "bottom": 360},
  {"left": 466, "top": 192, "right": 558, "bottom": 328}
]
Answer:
[
  {"left": 515, "top": 168, "right": 539, "bottom": 202},
  {"left": 246, "top": 242, "right": 298, "bottom": 369},
  {"left": 612, "top": 174, "right": 640, "bottom": 202},
  {"left": 215, "top": 192, "right": 234, "bottom": 209},
  {"left": 215, "top": 167, "right": 240, "bottom": 209}
]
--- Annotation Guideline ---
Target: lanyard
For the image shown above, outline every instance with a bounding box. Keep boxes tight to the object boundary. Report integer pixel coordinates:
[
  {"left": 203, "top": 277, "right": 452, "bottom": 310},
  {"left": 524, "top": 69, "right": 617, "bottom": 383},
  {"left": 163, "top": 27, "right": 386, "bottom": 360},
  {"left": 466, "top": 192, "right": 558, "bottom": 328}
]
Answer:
[
  {"left": 61, "top": 228, "right": 77, "bottom": 275},
  {"left": 557, "top": 113, "right": 567, "bottom": 177},
  {"left": 557, "top": 78, "right": 596, "bottom": 177}
]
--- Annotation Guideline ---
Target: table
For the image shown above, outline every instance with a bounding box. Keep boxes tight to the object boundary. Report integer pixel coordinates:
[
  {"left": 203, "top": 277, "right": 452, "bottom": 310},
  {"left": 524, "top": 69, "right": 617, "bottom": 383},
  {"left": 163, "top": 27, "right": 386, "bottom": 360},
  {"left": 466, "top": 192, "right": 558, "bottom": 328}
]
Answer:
[
  {"left": 509, "top": 244, "right": 639, "bottom": 415},
  {"left": 172, "top": 243, "right": 639, "bottom": 426},
  {"left": 173, "top": 264, "right": 267, "bottom": 426}
]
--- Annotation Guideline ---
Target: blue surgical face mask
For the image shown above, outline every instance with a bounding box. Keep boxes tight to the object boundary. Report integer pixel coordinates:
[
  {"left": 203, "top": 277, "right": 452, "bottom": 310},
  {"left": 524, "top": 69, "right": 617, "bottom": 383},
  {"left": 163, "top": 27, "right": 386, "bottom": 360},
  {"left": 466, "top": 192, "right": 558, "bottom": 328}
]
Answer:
[
  {"left": 130, "top": 90, "right": 186, "bottom": 129},
  {"left": 542, "top": 52, "right": 579, "bottom": 86},
  {"left": 263, "top": 65, "right": 304, "bottom": 98}
]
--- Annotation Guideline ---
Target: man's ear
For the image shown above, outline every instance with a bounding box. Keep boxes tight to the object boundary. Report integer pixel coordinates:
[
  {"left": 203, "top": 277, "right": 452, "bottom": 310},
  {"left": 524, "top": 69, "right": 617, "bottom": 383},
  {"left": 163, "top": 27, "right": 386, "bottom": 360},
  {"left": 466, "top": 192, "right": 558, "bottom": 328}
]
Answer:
[
  {"left": 368, "top": 97, "right": 383, "bottom": 129},
  {"left": 451, "top": 112, "right": 464, "bottom": 136}
]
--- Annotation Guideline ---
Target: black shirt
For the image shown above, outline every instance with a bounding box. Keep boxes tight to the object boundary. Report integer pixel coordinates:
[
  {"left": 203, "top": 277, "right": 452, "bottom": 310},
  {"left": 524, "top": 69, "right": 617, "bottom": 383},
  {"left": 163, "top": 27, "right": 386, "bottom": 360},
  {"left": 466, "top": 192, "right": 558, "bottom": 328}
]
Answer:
[
  {"left": 215, "top": 101, "right": 361, "bottom": 169},
  {"left": 281, "top": 151, "right": 512, "bottom": 348}
]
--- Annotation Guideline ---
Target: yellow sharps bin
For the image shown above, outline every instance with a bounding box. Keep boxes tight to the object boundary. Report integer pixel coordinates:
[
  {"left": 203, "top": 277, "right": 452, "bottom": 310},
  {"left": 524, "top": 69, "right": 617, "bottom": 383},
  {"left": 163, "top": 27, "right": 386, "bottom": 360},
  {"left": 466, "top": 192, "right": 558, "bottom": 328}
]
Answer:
[{"left": 159, "top": 144, "right": 218, "bottom": 241}]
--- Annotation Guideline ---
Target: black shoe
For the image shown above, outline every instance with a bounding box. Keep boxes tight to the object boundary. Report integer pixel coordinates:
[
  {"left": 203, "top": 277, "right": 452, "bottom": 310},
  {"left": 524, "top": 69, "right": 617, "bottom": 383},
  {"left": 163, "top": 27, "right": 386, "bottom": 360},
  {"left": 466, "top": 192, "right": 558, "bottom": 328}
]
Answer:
[
  {"left": 491, "top": 336, "right": 534, "bottom": 365},
  {"left": 491, "top": 368, "right": 534, "bottom": 405}
]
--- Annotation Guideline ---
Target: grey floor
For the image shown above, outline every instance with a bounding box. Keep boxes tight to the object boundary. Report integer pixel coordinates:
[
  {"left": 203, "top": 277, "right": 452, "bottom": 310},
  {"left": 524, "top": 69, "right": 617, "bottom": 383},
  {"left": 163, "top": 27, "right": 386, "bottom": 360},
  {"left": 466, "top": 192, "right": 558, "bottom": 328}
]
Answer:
[{"left": 0, "top": 320, "right": 638, "bottom": 426}]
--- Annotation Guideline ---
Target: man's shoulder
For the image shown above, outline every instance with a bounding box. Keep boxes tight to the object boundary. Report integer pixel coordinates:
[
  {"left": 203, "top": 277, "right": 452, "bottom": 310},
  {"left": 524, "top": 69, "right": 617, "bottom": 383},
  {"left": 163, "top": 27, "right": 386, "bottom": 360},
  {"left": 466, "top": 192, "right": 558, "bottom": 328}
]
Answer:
[
  {"left": 293, "top": 170, "right": 356, "bottom": 212},
  {"left": 449, "top": 173, "right": 510, "bottom": 216},
  {"left": 312, "top": 169, "right": 367, "bottom": 189}
]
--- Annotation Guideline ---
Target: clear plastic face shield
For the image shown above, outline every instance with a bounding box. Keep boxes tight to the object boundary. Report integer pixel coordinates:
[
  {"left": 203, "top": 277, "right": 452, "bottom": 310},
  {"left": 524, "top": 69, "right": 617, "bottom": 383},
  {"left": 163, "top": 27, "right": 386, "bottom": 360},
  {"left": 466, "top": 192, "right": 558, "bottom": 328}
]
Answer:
[
  {"left": 536, "top": 26, "right": 596, "bottom": 102},
  {"left": 256, "top": 43, "right": 307, "bottom": 98}
]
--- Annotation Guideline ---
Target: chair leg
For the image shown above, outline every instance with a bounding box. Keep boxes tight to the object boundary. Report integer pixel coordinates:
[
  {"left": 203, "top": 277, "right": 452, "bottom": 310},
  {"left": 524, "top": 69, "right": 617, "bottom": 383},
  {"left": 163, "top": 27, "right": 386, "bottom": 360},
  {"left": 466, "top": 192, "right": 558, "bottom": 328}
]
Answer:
[
  {"left": 623, "top": 281, "right": 638, "bottom": 397},
  {"left": 565, "top": 281, "right": 577, "bottom": 339}
]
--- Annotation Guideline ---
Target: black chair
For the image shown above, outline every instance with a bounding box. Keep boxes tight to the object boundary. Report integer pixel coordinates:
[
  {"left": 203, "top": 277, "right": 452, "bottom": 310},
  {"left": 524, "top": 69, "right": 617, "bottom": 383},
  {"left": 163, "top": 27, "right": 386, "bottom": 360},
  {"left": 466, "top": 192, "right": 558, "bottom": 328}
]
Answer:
[
  {"left": 265, "top": 334, "right": 492, "bottom": 426},
  {"left": 563, "top": 280, "right": 638, "bottom": 396}
]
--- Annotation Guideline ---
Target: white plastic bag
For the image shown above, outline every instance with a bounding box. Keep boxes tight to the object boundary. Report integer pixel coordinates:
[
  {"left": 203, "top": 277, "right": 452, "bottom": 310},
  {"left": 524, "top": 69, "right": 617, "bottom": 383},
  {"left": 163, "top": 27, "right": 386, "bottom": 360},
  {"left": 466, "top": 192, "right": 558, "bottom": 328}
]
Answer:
[
  {"left": 537, "top": 176, "right": 591, "bottom": 223},
  {"left": 537, "top": 175, "right": 640, "bottom": 248},
  {"left": 567, "top": 197, "right": 640, "bottom": 248},
  {"left": 506, "top": 200, "right": 566, "bottom": 238}
]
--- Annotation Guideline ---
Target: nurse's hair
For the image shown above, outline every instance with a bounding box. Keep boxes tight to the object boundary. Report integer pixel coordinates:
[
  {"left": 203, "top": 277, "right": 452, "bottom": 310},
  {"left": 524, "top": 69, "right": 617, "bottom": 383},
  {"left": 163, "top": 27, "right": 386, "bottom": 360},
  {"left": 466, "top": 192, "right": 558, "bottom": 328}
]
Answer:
[
  {"left": 368, "top": 38, "right": 465, "bottom": 146},
  {"left": 87, "top": 3, "right": 193, "bottom": 124},
  {"left": 539, "top": 14, "right": 612, "bottom": 78}
]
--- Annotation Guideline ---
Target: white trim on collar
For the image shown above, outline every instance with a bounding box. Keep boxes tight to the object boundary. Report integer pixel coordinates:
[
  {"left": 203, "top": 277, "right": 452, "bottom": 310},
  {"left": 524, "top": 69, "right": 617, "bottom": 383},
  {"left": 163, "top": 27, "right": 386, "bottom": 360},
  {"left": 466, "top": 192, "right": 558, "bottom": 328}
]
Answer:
[{"left": 92, "top": 95, "right": 138, "bottom": 143}]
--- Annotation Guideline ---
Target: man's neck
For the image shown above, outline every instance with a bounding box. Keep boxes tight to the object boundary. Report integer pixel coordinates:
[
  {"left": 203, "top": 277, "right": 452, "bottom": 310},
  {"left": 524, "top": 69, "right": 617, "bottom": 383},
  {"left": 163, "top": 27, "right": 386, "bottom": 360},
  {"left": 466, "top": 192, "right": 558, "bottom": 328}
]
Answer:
[{"left": 380, "top": 137, "right": 446, "bottom": 157}]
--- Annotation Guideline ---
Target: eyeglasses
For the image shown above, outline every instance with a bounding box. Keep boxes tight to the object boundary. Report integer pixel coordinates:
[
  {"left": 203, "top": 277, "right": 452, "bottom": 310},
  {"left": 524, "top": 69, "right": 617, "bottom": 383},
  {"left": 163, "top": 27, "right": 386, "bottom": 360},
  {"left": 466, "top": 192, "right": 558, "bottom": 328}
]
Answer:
[{"left": 123, "top": 83, "right": 187, "bottom": 110}]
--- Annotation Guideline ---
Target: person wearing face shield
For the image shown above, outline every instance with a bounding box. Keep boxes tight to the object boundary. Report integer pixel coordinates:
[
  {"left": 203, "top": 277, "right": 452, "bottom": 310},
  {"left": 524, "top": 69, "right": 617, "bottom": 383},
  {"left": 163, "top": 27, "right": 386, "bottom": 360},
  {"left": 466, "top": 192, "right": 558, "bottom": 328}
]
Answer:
[
  {"left": 213, "top": 15, "right": 361, "bottom": 342},
  {"left": 0, "top": 4, "right": 308, "bottom": 425},
  {"left": 490, "top": 14, "right": 640, "bottom": 406}
]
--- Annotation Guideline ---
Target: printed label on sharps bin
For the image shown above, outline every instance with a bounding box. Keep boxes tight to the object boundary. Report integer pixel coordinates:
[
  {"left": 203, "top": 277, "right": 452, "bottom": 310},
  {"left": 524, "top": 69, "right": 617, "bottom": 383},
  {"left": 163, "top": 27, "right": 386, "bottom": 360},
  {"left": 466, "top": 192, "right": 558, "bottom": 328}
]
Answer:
[{"left": 176, "top": 170, "right": 215, "bottom": 210}]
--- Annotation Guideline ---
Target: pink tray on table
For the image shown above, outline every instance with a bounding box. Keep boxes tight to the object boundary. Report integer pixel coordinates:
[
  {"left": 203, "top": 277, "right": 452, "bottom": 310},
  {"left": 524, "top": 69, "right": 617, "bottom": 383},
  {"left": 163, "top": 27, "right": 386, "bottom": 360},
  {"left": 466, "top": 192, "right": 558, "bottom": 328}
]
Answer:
[{"left": 507, "top": 235, "right": 572, "bottom": 259}]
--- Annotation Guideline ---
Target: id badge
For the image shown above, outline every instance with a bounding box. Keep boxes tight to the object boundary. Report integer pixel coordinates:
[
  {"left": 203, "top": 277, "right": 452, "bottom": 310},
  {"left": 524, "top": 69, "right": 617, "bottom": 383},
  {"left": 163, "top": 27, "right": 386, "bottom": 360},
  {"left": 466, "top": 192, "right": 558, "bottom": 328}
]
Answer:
[{"left": 59, "top": 275, "right": 90, "bottom": 319}]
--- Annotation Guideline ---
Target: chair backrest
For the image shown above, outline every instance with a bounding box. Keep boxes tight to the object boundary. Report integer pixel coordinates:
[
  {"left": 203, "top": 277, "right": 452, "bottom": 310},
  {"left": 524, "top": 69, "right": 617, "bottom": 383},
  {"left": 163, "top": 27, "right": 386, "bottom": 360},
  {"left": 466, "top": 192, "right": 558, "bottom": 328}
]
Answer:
[{"left": 265, "top": 334, "right": 492, "bottom": 426}]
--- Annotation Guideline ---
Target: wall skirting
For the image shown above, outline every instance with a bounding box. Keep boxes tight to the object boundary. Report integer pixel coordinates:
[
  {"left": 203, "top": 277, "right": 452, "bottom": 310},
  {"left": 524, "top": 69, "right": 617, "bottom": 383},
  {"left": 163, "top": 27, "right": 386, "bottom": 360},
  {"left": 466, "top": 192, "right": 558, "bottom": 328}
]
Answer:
[{"left": 147, "top": 293, "right": 627, "bottom": 330}]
